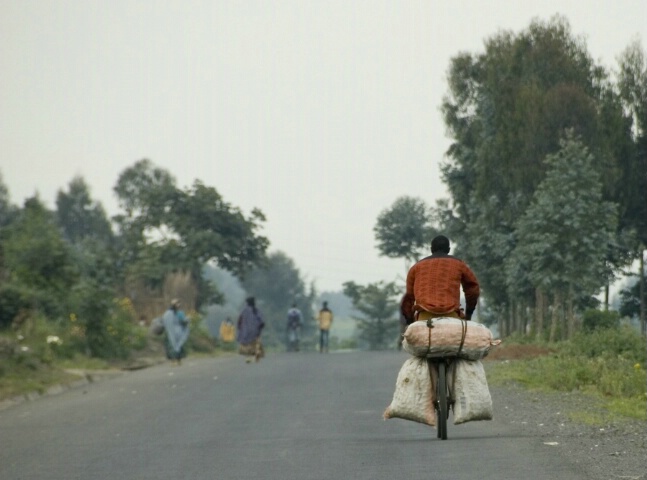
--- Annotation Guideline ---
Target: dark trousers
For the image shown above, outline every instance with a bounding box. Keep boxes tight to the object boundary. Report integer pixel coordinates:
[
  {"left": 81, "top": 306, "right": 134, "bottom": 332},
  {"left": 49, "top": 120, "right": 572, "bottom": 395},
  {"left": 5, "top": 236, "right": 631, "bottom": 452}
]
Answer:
[{"left": 319, "top": 329, "right": 329, "bottom": 352}]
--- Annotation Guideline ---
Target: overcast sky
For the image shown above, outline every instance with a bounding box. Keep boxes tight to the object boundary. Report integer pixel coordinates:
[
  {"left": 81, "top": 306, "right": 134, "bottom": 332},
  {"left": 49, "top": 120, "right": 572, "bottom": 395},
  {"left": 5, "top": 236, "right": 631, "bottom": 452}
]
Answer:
[{"left": 1, "top": 0, "right": 645, "bottom": 293}]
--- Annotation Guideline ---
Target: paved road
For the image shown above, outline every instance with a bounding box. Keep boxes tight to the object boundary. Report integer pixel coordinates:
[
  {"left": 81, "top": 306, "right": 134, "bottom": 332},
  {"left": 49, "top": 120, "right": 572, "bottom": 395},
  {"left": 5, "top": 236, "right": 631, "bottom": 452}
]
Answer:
[{"left": 0, "top": 351, "right": 587, "bottom": 480}]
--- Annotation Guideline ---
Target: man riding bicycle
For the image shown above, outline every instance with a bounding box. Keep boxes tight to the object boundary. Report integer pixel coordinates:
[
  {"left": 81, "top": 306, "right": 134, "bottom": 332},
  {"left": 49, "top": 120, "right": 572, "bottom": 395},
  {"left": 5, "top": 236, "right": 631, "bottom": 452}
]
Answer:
[{"left": 400, "top": 235, "right": 480, "bottom": 324}]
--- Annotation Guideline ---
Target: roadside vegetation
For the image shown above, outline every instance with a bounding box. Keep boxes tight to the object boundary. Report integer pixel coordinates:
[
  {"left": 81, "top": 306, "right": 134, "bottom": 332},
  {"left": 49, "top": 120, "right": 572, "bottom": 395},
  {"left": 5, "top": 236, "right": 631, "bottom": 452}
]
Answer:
[
  {"left": 0, "top": 309, "right": 219, "bottom": 402},
  {"left": 486, "top": 322, "right": 647, "bottom": 421}
]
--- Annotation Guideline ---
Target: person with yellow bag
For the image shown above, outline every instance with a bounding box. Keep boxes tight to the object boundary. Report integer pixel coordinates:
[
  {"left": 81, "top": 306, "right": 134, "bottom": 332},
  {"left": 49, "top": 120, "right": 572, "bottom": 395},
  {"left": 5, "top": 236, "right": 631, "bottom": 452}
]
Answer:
[
  {"left": 317, "top": 301, "right": 333, "bottom": 353},
  {"left": 219, "top": 317, "right": 236, "bottom": 344}
]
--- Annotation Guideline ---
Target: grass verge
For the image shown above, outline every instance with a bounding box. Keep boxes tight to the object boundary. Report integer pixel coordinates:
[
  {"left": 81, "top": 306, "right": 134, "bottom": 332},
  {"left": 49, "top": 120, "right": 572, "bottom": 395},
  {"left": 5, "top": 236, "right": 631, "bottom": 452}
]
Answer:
[{"left": 486, "top": 336, "right": 647, "bottom": 422}]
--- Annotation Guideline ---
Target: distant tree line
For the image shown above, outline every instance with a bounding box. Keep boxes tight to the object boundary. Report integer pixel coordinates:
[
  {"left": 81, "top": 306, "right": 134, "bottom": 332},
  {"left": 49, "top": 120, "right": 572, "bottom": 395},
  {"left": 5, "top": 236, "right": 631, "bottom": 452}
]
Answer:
[
  {"left": 375, "top": 16, "right": 647, "bottom": 340},
  {"left": 0, "top": 159, "right": 277, "bottom": 356}
]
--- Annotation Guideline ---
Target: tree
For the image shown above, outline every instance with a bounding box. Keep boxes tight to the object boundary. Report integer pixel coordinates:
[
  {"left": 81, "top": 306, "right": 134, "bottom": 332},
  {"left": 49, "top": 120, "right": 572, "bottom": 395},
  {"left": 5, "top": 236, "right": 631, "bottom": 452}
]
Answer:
[
  {"left": 619, "top": 278, "right": 642, "bottom": 321},
  {"left": 0, "top": 171, "right": 18, "bottom": 229},
  {"left": 440, "top": 16, "right": 634, "bottom": 324},
  {"left": 342, "top": 280, "right": 400, "bottom": 350},
  {"left": 112, "top": 160, "right": 269, "bottom": 308},
  {"left": 507, "top": 132, "right": 618, "bottom": 340},
  {"left": 240, "top": 251, "right": 316, "bottom": 348},
  {"left": 1, "top": 197, "right": 78, "bottom": 320},
  {"left": 617, "top": 40, "right": 647, "bottom": 333},
  {"left": 374, "top": 196, "right": 437, "bottom": 269},
  {"left": 56, "top": 176, "right": 113, "bottom": 246}
]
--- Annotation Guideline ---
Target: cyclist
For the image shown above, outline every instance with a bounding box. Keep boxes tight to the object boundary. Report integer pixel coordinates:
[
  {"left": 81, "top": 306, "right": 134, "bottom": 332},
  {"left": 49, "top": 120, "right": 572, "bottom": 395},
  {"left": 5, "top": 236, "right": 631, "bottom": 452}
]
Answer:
[
  {"left": 286, "top": 303, "right": 303, "bottom": 351},
  {"left": 400, "top": 235, "right": 480, "bottom": 324}
]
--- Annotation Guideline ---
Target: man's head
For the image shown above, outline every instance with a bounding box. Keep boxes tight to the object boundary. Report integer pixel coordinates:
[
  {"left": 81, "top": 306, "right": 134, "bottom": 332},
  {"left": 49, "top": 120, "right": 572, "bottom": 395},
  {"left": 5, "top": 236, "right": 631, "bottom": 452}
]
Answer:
[
  {"left": 322, "top": 301, "right": 328, "bottom": 308},
  {"left": 431, "top": 235, "right": 451, "bottom": 254},
  {"left": 170, "top": 298, "right": 181, "bottom": 309},
  {"left": 246, "top": 296, "right": 255, "bottom": 307}
]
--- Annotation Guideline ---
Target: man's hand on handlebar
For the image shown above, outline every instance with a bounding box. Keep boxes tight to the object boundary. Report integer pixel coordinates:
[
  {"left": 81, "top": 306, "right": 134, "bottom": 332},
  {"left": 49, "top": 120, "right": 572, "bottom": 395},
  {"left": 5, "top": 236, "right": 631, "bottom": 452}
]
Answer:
[{"left": 459, "top": 307, "right": 472, "bottom": 321}]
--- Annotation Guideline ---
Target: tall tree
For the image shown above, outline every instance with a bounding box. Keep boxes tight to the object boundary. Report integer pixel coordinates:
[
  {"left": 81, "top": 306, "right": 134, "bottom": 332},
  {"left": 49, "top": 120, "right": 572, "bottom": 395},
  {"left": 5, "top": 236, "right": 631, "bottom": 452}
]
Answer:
[
  {"left": 507, "top": 132, "right": 618, "bottom": 340},
  {"left": 374, "top": 196, "right": 437, "bottom": 270},
  {"left": 112, "top": 160, "right": 269, "bottom": 307},
  {"left": 1, "top": 197, "right": 78, "bottom": 320},
  {"left": 342, "top": 280, "right": 400, "bottom": 350},
  {"left": 617, "top": 40, "right": 647, "bottom": 333},
  {"left": 56, "top": 176, "right": 113, "bottom": 245},
  {"left": 440, "top": 16, "right": 631, "bottom": 321},
  {"left": 0, "top": 171, "right": 18, "bottom": 229}
]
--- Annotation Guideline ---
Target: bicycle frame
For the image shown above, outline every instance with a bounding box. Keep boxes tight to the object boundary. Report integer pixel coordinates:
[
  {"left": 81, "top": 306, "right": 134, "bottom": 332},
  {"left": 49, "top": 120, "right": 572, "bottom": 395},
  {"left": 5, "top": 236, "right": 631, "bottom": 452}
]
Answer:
[{"left": 427, "top": 357, "right": 454, "bottom": 440}]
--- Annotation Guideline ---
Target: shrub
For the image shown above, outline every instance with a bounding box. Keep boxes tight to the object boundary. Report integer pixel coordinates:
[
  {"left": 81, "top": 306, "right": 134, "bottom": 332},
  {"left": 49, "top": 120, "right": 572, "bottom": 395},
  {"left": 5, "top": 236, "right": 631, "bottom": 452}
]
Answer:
[
  {"left": 581, "top": 309, "right": 620, "bottom": 332},
  {"left": 0, "top": 283, "right": 29, "bottom": 328},
  {"left": 186, "top": 313, "right": 216, "bottom": 354},
  {"left": 71, "top": 281, "right": 146, "bottom": 359},
  {"left": 570, "top": 324, "right": 646, "bottom": 364}
]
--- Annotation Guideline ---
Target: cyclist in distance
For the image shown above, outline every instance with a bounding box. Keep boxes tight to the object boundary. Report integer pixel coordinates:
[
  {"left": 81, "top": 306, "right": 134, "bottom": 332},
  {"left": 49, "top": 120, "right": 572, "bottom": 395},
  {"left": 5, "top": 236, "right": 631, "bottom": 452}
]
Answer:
[{"left": 400, "top": 235, "right": 480, "bottom": 324}]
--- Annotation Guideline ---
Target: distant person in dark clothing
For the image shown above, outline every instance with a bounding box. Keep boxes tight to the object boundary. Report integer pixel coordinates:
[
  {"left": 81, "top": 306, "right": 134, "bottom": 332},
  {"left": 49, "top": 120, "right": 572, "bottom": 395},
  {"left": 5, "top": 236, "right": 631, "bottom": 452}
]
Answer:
[{"left": 237, "top": 297, "right": 265, "bottom": 363}]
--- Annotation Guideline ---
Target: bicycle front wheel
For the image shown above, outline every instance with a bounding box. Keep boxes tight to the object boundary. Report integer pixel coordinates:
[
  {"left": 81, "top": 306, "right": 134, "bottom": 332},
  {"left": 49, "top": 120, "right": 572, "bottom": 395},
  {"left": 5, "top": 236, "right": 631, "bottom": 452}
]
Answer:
[{"left": 436, "top": 361, "right": 448, "bottom": 440}]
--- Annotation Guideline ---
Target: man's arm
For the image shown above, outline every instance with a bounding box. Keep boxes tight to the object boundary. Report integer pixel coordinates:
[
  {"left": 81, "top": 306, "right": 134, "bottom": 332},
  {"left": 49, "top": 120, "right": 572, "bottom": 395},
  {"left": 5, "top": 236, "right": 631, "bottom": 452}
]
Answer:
[
  {"left": 461, "top": 265, "right": 480, "bottom": 320},
  {"left": 400, "top": 267, "right": 416, "bottom": 324}
]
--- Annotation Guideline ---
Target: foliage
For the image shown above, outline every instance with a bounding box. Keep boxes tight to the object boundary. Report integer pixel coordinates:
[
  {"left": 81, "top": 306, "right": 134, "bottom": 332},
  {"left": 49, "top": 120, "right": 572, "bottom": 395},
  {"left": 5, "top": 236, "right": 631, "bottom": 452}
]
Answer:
[
  {"left": 0, "top": 197, "right": 78, "bottom": 323},
  {"left": 0, "top": 171, "right": 19, "bottom": 228},
  {"left": 71, "top": 288, "right": 146, "bottom": 359},
  {"left": 56, "top": 176, "right": 114, "bottom": 246},
  {"left": 374, "top": 196, "right": 437, "bottom": 266},
  {"left": 487, "top": 326, "right": 646, "bottom": 420},
  {"left": 342, "top": 280, "right": 401, "bottom": 350},
  {"left": 619, "top": 278, "right": 641, "bottom": 320},
  {"left": 581, "top": 309, "right": 621, "bottom": 332},
  {"left": 1, "top": 197, "right": 78, "bottom": 304},
  {"left": 112, "top": 160, "right": 269, "bottom": 307},
  {"left": 184, "top": 312, "right": 217, "bottom": 353},
  {"left": 507, "top": 132, "right": 617, "bottom": 297},
  {"left": 617, "top": 41, "right": 647, "bottom": 247},
  {"left": 0, "top": 284, "right": 22, "bottom": 328},
  {"left": 570, "top": 324, "right": 645, "bottom": 363},
  {"left": 439, "top": 16, "right": 641, "bottom": 328}
]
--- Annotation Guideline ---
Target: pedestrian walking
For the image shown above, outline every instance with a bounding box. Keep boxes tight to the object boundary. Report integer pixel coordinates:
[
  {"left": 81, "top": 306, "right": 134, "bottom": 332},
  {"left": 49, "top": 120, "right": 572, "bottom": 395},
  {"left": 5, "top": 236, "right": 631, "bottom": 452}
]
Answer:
[
  {"left": 162, "top": 299, "right": 190, "bottom": 365},
  {"left": 237, "top": 297, "right": 265, "bottom": 363},
  {"left": 317, "top": 301, "right": 333, "bottom": 353}
]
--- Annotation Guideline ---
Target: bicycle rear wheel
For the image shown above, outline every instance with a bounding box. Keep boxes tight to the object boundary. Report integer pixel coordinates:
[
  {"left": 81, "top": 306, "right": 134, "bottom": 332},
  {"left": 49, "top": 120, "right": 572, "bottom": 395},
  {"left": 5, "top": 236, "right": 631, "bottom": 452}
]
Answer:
[{"left": 436, "top": 361, "right": 448, "bottom": 440}]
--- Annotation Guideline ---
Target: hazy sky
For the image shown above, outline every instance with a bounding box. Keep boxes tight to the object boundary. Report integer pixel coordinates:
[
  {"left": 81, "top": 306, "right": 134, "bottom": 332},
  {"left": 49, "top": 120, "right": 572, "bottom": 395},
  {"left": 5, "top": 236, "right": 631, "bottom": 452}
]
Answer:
[{"left": 1, "top": 0, "right": 645, "bottom": 293}]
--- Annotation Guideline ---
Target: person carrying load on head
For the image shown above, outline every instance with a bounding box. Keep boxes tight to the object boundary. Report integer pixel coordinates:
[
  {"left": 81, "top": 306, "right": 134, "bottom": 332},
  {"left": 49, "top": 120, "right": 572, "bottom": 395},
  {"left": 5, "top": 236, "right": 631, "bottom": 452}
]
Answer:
[{"left": 400, "top": 235, "right": 480, "bottom": 325}]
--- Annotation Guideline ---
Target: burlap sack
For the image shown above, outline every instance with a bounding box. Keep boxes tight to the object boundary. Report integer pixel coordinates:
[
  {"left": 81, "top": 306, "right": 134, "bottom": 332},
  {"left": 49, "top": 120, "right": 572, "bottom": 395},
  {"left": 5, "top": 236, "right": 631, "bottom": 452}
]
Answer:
[
  {"left": 402, "top": 318, "right": 500, "bottom": 360},
  {"left": 383, "top": 357, "right": 437, "bottom": 426},
  {"left": 451, "top": 359, "right": 493, "bottom": 424}
]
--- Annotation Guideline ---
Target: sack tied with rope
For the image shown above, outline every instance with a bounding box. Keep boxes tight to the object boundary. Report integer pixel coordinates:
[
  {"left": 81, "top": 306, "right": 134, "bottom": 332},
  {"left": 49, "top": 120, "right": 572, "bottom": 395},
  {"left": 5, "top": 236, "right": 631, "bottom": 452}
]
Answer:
[{"left": 402, "top": 317, "right": 501, "bottom": 360}]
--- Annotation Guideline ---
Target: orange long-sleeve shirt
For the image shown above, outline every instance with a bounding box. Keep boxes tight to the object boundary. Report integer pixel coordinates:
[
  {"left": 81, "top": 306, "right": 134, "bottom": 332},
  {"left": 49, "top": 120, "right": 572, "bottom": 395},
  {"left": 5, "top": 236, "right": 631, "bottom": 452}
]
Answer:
[{"left": 402, "top": 253, "right": 480, "bottom": 321}]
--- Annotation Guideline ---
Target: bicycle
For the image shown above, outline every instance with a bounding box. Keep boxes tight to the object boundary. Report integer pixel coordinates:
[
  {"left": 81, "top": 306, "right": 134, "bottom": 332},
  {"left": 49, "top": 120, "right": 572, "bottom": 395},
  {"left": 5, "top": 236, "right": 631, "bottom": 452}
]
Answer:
[{"left": 427, "top": 357, "right": 454, "bottom": 440}]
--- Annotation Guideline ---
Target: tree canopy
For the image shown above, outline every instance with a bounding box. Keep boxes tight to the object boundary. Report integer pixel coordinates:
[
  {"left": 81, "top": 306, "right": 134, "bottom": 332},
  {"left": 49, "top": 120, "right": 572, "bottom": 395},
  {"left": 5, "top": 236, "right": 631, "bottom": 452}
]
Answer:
[{"left": 437, "top": 16, "right": 645, "bottom": 335}]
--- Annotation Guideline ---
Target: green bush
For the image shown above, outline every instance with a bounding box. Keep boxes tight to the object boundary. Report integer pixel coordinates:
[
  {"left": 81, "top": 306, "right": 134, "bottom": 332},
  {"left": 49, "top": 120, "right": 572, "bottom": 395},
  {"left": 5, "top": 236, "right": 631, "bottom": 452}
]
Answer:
[
  {"left": 0, "top": 283, "right": 62, "bottom": 328},
  {"left": 69, "top": 282, "right": 147, "bottom": 359},
  {"left": 570, "top": 324, "right": 646, "bottom": 363},
  {"left": 0, "top": 284, "right": 28, "bottom": 328},
  {"left": 581, "top": 309, "right": 620, "bottom": 332},
  {"left": 489, "top": 327, "right": 647, "bottom": 419},
  {"left": 187, "top": 324, "right": 216, "bottom": 353}
]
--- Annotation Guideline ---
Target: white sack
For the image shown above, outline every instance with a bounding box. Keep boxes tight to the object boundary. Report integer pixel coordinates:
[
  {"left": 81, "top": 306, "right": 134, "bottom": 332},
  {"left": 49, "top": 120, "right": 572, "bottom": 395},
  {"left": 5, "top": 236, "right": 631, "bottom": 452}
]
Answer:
[
  {"left": 384, "top": 357, "right": 436, "bottom": 426},
  {"left": 402, "top": 318, "right": 501, "bottom": 360},
  {"left": 451, "top": 359, "right": 493, "bottom": 424}
]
